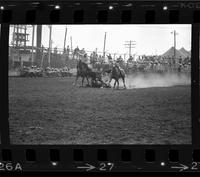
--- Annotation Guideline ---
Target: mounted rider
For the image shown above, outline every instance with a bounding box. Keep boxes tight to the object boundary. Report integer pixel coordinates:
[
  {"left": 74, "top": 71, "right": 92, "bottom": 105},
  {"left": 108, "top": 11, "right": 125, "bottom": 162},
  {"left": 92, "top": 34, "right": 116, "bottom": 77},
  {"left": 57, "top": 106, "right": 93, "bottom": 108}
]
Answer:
[
  {"left": 114, "top": 59, "right": 125, "bottom": 77},
  {"left": 73, "top": 46, "right": 79, "bottom": 59}
]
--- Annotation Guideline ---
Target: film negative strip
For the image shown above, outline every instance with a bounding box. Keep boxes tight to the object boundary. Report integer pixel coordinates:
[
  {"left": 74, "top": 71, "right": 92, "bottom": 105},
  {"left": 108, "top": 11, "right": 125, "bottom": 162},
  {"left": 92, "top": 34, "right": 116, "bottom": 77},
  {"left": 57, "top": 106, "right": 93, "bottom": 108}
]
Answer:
[{"left": 0, "top": 0, "right": 200, "bottom": 172}]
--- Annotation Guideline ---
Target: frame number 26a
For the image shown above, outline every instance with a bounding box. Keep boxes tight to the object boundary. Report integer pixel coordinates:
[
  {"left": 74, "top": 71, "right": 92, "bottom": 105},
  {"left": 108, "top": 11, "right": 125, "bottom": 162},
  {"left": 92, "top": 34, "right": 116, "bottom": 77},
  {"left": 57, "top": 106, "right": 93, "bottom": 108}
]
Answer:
[{"left": 0, "top": 162, "right": 22, "bottom": 171}]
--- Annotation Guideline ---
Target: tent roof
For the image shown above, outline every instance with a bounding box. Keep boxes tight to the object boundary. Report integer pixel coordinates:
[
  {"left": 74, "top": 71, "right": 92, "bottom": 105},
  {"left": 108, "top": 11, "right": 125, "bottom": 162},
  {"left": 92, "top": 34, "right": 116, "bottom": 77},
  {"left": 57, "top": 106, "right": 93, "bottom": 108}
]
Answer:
[
  {"left": 179, "top": 47, "right": 190, "bottom": 57},
  {"left": 162, "top": 47, "right": 190, "bottom": 58}
]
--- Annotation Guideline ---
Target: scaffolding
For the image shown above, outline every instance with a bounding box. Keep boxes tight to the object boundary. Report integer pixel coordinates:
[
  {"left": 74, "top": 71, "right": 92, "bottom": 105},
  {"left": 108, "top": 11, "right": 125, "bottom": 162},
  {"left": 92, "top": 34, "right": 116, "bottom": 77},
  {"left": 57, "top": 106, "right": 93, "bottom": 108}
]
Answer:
[{"left": 11, "top": 25, "right": 31, "bottom": 49}]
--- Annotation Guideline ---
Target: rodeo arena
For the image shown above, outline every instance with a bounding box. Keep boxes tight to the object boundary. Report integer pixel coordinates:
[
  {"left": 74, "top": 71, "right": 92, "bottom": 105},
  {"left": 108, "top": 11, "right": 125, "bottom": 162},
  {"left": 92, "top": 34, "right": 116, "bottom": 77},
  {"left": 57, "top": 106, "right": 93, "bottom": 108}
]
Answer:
[{"left": 9, "top": 25, "right": 192, "bottom": 144}]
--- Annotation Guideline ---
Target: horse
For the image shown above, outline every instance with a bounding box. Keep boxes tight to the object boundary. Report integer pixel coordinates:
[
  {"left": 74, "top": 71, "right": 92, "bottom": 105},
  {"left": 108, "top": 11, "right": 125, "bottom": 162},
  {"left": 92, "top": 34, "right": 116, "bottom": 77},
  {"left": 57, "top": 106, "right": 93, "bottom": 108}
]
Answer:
[
  {"left": 74, "top": 60, "right": 91, "bottom": 86},
  {"left": 105, "top": 65, "right": 126, "bottom": 89},
  {"left": 74, "top": 60, "right": 111, "bottom": 88}
]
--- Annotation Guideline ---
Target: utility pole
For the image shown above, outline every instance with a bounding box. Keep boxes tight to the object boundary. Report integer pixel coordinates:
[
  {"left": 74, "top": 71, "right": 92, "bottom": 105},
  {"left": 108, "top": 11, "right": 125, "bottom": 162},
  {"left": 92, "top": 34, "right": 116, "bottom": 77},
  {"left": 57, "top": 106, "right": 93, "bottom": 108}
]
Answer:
[
  {"left": 171, "top": 30, "right": 178, "bottom": 66},
  {"left": 124, "top": 54, "right": 126, "bottom": 60},
  {"left": 40, "top": 46, "right": 45, "bottom": 68},
  {"left": 48, "top": 25, "right": 52, "bottom": 67},
  {"left": 103, "top": 32, "right": 107, "bottom": 60},
  {"left": 70, "top": 36, "right": 73, "bottom": 52},
  {"left": 31, "top": 25, "right": 35, "bottom": 66},
  {"left": 36, "top": 25, "right": 42, "bottom": 66},
  {"left": 63, "top": 26, "right": 67, "bottom": 53},
  {"left": 124, "top": 40, "right": 136, "bottom": 57},
  {"left": 114, "top": 53, "right": 116, "bottom": 60}
]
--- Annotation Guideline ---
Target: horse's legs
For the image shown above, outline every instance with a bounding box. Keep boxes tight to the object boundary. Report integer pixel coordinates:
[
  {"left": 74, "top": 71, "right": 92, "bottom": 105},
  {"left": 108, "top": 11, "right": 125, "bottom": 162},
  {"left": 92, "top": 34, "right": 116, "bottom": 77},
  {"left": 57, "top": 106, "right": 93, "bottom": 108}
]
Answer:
[
  {"left": 108, "top": 76, "right": 113, "bottom": 88},
  {"left": 116, "top": 80, "right": 119, "bottom": 89},
  {"left": 108, "top": 77, "right": 112, "bottom": 85},
  {"left": 86, "top": 76, "right": 90, "bottom": 86},
  {"left": 122, "top": 77, "right": 126, "bottom": 89},
  {"left": 113, "top": 80, "right": 116, "bottom": 89},
  {"left": 82, "top": 76, "right": 85, "bottom": 86},
  {"left": 74, "top": 74, "right": 79, "bottom": 86}
]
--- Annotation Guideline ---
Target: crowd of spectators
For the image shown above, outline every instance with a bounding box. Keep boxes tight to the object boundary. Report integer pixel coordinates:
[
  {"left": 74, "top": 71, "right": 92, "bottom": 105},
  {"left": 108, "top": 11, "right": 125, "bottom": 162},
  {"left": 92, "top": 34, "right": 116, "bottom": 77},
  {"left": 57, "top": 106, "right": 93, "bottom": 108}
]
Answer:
[
  {"left": 66, "top": 45, "right": 191, "bottom": 74},
  {"left": 14, "top": 45, "right": 191, "bottom": 77},
  {"left": 129, "top": 55, "right": 191, "bottom": 73},
  {"left": 19, "top": 65, "right": 72, "bottom": 77}
]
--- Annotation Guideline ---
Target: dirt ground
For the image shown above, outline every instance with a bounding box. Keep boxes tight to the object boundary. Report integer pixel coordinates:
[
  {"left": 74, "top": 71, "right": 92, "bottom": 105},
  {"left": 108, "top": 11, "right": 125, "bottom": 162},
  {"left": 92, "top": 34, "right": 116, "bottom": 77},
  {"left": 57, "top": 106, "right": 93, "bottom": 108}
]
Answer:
[{"left": 9, "top": 77, "right": 191, "bottom": 144}]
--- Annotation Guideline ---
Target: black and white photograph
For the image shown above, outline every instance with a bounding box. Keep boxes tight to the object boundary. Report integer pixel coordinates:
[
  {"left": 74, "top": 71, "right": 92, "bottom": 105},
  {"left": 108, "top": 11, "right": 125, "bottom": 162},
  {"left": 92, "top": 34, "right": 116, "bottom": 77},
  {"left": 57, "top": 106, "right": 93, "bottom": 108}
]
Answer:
[{"left": 8, "top": 24, "right": 191, "bottom": 144}]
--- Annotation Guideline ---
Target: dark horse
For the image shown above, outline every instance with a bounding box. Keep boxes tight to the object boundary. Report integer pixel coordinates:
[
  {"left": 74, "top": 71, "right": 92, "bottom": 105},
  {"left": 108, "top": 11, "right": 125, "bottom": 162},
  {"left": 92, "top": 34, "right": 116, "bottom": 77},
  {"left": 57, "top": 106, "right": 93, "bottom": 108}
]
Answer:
[
  {"left": 106, "top": 65, "right": 126, "bottom": 89},
  {"left": 74, "top": 60, "right": 103, "bottom": 86}
]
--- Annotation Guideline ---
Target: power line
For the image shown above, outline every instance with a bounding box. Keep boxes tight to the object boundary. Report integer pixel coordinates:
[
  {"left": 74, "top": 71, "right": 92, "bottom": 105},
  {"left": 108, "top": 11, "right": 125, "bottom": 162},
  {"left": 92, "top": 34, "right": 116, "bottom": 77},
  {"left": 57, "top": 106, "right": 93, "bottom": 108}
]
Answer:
[{"left": 124, "top": 40, "right": 136, "bottom": 57}]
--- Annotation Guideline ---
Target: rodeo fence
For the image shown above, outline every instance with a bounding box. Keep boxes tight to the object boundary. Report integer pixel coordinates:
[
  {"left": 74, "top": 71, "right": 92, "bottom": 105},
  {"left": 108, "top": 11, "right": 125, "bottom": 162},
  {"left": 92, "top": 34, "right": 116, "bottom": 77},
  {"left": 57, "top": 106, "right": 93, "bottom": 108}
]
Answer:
[{"left": 8, "top": 44, "right": 191, "bottom": 77}]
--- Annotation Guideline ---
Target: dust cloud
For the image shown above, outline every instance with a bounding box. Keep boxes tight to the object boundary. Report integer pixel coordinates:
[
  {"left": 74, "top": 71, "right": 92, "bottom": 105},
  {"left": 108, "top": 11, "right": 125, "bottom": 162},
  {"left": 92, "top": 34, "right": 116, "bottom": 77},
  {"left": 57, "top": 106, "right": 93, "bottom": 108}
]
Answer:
[{"left": 109, "top": 72, "right": 191, "bottom": 89}]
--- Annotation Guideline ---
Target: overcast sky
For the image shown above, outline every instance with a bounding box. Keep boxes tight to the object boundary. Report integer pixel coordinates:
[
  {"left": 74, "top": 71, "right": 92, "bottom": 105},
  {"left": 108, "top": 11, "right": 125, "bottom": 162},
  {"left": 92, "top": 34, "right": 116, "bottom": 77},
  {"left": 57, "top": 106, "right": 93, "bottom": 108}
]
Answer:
[{"left": 9, "top": 24, "right": 191, "bottom": 56}]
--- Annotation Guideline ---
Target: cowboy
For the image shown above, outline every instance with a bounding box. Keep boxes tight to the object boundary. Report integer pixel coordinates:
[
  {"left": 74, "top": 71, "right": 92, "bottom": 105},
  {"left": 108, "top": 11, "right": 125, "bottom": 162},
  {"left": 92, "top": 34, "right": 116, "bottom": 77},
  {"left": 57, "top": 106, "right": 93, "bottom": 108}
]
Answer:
[
  {"left": 73, "top": 46, "right": 79, "bottom": 59},
  {"left": 66, "top": 46, "right": 70, "bottom": 55},
  {"left": 115, "top": 61, "right": 123, "bottom": 72}
]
